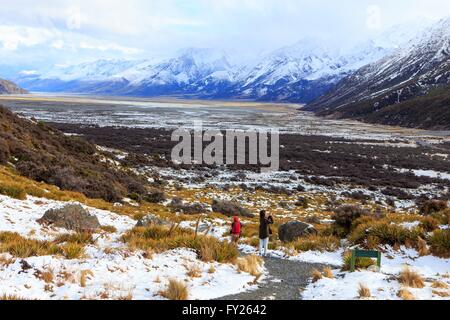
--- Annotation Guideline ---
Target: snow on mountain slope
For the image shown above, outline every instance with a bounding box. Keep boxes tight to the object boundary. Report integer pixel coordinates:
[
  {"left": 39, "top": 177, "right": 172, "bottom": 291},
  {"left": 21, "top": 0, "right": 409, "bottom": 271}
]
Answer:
[
  {"left": 14, "top": 19, "right": 433, "bottom": 101},
  {"left": 42, "top": 59, "right": 146, "bottom": 82},
  {"left": 309, "top": 16, "right": 450, "bottom": 110}
]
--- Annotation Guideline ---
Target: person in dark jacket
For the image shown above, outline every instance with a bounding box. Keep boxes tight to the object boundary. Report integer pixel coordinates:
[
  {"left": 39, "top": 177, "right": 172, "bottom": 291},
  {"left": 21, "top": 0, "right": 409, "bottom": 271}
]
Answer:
[
  {"left": 230, "top": 215, "right": 242, "bottom": 244},
  {"left": 259, "top": 210, "right": 274, "bottom": 257}
]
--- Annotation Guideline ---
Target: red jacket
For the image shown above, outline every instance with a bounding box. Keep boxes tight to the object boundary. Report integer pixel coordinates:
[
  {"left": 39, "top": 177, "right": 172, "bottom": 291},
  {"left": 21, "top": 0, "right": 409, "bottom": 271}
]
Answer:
[{"left": 231, "top": 216, "right": 241, "bottom": 235}]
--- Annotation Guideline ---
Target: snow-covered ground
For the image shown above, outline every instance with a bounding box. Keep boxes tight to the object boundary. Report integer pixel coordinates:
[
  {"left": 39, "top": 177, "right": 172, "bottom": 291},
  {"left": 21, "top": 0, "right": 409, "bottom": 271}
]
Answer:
[
  {"left": 0, "top": 195, "right": 262, "bottom": 300},
  {"left": 303, "top": 245, "right": 450, "bottom": 300}
]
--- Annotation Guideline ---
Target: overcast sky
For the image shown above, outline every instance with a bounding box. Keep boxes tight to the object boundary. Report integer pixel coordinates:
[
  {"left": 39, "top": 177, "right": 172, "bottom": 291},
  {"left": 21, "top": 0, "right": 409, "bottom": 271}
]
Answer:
[{"left": 0, "top": 0, "right": 449, "bottom": 72}]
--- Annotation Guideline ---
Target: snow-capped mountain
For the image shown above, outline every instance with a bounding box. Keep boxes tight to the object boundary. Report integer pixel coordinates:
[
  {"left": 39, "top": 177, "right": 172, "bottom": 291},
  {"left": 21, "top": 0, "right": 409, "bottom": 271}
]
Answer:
[
  {"left": 308, "top": 16, "right": 450, "bottom": 127},
  {"left": 14, "top": 19, "right": 435, "bottom": 102}
]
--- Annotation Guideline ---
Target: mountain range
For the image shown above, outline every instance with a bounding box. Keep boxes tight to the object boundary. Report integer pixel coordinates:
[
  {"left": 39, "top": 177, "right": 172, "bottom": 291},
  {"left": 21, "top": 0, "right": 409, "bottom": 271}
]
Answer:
[{"left": 3, "top": 17, "right": 450, "bottom": 129}]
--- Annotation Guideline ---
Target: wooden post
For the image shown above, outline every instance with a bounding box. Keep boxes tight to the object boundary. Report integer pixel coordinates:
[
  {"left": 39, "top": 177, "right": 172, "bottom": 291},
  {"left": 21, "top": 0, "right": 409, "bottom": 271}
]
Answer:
[{"left": 350, "top": 250, "right": 356, "bottom": 272}]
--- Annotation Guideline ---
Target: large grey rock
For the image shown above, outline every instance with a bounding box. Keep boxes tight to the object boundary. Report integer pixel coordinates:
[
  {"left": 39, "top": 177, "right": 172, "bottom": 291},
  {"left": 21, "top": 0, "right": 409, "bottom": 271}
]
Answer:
[
  {"left": 211, "top": 199, "right": 254, "bottom": 218},
  {"left": 37, "top": 204, "right": 100, "bottom": 232},
  {"left": 278, "top": 221, "right": 317, "bottom": 242},
  {"left": 135, "top": 214, "right": 170, "bottom": 227}
]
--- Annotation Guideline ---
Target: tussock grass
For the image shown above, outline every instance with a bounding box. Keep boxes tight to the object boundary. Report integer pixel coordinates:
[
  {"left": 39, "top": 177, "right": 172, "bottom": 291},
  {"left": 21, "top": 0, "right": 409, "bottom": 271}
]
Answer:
[
  {"left": 0, "top": 255, "right": 15, "bottom": 266},
  {"left": 54, "top": 232, "right": 95, "bottom": 245},
  {"left": 61, "top": 242, "right": 85, "bottom": 259},
  {"left": 322, "top": 267, "right": 334, "bottom": 279},
  {"left": 186, "top": 264, "right": 202, "bottom": 278},
  {"left": 358, "top": 283, "right": 371, "bottom": 298},
  {"left": 399, "top": 267, "right": 425, "bottom": 288},
  {"left": 0, "top": 294, "right": 31, "bottom": 300},
  {"left": 37, "top": 270, "right": 54, "bottom": 283},
  {"left": 417, "top": 237, "right": 429, "bottom": 256},
  {"left": 236, "top": 255, "right": 263, "bottom": 277},
  {"left": 292, "top": 235, "right": 340, "bottom": 252},
  {"left": 0, "top": 232, "right": 61, "bottom": 258},
  {"left": 160, "top": 279, "right": 188, "bottom": 300},
  {"left": 431, "top": 281, "right": 449, "bottom": 289},
  {"left": 122, "top": 225, "right": 238, "bottom": 263},
  {"left": 80, "top": 270, "right": 94, "bottom": 287},
  {"left": 100, "top": 225, "right": 118, "bottom": 233},
  {"left": 397, "top": 288, "right": 415, "bottom": 300},
  {"left": 429, "top": 229, "right": 450, "bottom": 258},
  {"left": 432, "top": 290, "right": 449, "bottom": 297},
  {"left": 311, "top": 269, "right": 323, "bottom": 283},
  {"left": 349, "top": 218, "right": 425, "bottom": 248}
]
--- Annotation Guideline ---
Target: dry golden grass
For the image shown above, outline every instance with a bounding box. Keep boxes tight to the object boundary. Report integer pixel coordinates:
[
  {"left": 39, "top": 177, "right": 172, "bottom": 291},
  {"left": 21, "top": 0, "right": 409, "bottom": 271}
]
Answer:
[
  {"left": 431, "top": 281, "right": 449, "bottom": 289},
  {"left": 54, "top": 232, "right": 94, "bottom": 245},
  {"left": 39, "top": 270, "right": 54, "bottom": 284},
  {"left": 292, "top": 235, "right": 340, "bottom": 252},
  {"left": 186, "top": 264, "right": 202, "bottom": 278},
  {"left": 117, "top": 292, "right": 133, "bottom": 300},
  {"left": 160, "top": 279, "right": 189, "bottom": 300},
  {"left": 397, "top": 288, "right": 415, "bottom": 300},
  {"left": 0, "top": 294, "right": 30, "bottom": 300},
  {"left": 61, "top": 242, "right": 85, "bottom": 259},
  {"left": 122, "top": 225, "right": 238, "bottom": 263},
  {"left": 80, "top": 270, "right": 94, "bottom": 288},
  {"left": 399, "top": 267, "right": 425, "bottom": 288},
  {"left": 358, "top": 283, "right": 371, "bottom": 298},
  {"left": 311, "top": 268, "right": 323, "bottom": 283},
  {"left": 236, "top": 255, "right": 263, "bottom": 277},
  {"left": 432, "top": 290, "right": 449, "bottom": 297},
  {"left": 0, "top": 255, "right": 15, "bottom": 267},
  {"left": 100, "top": 225, "right": 118, "bottom": 233},
  {"left": 322, "top": 267, "right": 334, "bottom": 279},
  {"left": 417, "top": 237, "right": 429, "bottom": 256},
  {"left": 0, "top": 232, "right": 61, "bottom": 258}
]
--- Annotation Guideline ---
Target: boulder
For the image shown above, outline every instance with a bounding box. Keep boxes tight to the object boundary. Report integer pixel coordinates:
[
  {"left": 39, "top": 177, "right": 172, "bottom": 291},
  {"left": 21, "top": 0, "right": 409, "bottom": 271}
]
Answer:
[
  {"left": 278, "top": 221, "right": 317, "bottom": 242},
  {"left": 135, "top": 214, "right": 170, "bottom": 227},
  {"left": 211, "top": 199, "right": 254, "bottom": 218},
  {"left": 37, "top": 204, "right": 100, "bottom": 232}
]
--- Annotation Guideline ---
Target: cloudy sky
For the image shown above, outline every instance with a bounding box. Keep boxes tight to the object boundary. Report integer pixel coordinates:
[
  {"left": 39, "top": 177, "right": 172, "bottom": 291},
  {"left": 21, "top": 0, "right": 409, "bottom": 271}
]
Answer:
[{"left": 0, "top": 0, "right": 450, "bottom": 74}]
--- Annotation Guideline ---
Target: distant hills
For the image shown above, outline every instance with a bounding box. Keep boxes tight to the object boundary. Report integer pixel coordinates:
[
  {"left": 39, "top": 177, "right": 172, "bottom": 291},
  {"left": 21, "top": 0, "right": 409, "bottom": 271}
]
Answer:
[{"left": 0, "top": 79, "right": 27, "bottom": 94}]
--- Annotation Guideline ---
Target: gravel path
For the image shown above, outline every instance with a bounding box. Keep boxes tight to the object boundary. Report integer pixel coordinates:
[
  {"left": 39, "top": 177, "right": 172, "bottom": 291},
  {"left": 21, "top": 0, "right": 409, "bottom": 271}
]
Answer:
[{"left": 218, "top": 256, "right": 328, "bottom": 300}]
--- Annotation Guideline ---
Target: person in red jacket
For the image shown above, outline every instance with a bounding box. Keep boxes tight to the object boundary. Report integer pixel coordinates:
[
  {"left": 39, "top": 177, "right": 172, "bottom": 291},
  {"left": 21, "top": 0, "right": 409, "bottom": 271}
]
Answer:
[{"left": 230, "top": 216, "right": 242, "bottom": 244}]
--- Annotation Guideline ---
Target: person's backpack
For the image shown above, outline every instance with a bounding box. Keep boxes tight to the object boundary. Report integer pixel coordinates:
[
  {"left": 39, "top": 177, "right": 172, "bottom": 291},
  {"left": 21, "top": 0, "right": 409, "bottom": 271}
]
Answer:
[{"left": 231, "top": 221, "right": 241, "bottom": 235}]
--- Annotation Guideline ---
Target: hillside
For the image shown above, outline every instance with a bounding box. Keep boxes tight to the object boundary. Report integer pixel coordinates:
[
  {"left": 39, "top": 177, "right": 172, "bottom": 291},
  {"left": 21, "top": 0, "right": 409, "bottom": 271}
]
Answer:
[
  {"left": 0, "top": 79, "right": 27, "bottom": 94},
  {"left": 0, "top": 106, "right": 146, "bottom": 201}
]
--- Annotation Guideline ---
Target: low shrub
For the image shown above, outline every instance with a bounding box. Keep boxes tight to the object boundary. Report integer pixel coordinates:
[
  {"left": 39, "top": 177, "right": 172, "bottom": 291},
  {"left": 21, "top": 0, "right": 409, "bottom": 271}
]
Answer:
[
  {"left": 418, "top": 200, "right": 448, "bottom": 216},
  {"left": 332, "top": 205, "right": 369, "bottom": 236},
  {"left": 429, "top": 229, "right": 450, "bottom": 258}
]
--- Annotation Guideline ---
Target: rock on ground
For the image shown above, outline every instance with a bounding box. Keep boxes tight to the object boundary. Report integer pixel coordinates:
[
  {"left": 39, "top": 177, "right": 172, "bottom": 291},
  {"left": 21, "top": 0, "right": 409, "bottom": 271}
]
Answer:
[
  {"left": 278, "top": 221, "right": 317, "bottom": 242},
  {"left": 37, "top": 204, "right": 100, "bottom": 232}
]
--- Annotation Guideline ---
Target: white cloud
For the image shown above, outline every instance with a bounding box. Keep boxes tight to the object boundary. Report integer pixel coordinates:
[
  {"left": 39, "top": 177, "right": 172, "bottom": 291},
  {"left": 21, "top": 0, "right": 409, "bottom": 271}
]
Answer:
[{"left": 0, "top": 0, "right": 449, "bottom": 69}]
